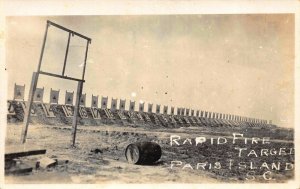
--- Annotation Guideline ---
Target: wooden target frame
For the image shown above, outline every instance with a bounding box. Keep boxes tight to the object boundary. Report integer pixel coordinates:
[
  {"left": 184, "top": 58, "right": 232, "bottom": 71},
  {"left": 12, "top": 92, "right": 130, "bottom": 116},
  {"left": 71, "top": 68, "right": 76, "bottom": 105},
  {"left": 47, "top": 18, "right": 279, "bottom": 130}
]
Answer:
[{"left": 21, "top": 20, "right": 92, "bottom": 147}]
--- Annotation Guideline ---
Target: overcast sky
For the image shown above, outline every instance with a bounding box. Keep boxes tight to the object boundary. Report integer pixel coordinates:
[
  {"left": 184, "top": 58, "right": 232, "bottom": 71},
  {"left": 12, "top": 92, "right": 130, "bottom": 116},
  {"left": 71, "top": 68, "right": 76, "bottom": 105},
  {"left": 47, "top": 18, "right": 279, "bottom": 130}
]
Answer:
[{"left": 6, "top": 14, "right": 294, "bottom": 128}]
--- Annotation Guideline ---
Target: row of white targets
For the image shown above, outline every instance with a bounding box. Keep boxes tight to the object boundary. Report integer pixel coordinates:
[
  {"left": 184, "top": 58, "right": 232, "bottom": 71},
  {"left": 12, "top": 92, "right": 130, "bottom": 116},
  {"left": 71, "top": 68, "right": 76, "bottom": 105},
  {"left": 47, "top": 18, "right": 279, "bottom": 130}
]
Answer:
[{"left": 13, "top": 83, "right": 269, "bottom": 124}]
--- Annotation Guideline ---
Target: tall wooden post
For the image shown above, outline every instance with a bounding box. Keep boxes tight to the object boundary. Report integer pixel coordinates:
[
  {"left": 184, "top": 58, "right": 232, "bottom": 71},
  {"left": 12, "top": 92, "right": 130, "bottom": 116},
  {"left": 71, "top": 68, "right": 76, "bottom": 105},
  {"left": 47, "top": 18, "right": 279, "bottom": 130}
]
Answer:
[
  {"left": 71, "top": 81, "right": 83, "bottom": 147},
  {"left": 21, "top": 72, "right": 39, "bottom": 143},
  {"left": 20, "top": 22, "right": 49, "bottom": 144}
]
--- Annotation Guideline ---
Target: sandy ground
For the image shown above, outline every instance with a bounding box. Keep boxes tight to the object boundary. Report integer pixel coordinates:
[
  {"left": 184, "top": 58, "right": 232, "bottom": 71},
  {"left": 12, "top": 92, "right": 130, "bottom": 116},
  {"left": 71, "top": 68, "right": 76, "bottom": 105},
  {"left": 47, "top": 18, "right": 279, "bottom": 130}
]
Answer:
[{"left": 5, "top": 124, "right": 294, "bottom": 184}]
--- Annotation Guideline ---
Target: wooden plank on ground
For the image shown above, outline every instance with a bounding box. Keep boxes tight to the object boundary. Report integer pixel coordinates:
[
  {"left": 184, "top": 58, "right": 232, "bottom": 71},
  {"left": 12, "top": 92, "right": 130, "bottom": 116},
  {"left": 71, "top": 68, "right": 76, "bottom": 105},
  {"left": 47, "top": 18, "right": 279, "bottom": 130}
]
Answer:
[
  {"left": 5, "top": 163, "right": 33, "bottom": 175},
  {"left": 5, "top": 145, "right": 46, "bottom": 160},
  {"left": 38, "top": 157, "right": 57, "bottom": 168}
]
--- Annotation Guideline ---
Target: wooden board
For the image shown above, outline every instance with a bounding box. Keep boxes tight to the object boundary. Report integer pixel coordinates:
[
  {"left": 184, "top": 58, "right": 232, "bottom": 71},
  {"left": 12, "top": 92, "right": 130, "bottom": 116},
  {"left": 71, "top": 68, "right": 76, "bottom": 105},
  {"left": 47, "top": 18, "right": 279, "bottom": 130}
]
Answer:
[
  {"left": 135, "top": 112, "right": 144, "bottom": 121},
  {"left": 79, "top": 106, "right": 88, "bottom": 118},
  {"left": 5, "top": 163, "right": 33, "bottom": 175},
  {"left": 41, "top": 103, "right": 56, "bottom": 118},
  {"left": 62, "top": 105, "right": 74, "bottom": 117},
  {"left": 38, "top": 157, "right": 57, "bottom": 168},
  {"left": 103, "top": 108, "right": 114, "bottom": 119},
  {"left": 117, "top": 111, "right": 127, "bottom": 120},
  {"left": 20, "top": 101, "right": 37, "bottom": 117},
  {"left": 5, "top": 145, "right": 46, "bottom": 160},
  {"left": 90, "top": 107, "right": 101, "bottom": 119}
]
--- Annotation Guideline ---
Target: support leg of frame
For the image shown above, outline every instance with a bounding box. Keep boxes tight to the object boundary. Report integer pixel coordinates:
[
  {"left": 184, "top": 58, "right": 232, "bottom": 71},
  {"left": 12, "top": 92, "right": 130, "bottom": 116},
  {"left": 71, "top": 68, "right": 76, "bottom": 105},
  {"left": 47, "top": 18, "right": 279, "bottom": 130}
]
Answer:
[
  {"left": 21, "top": 72, "right": 39, "bottom": 144},
  {"left": 71, "top": 81, "right": 83, "bottom": 147}
]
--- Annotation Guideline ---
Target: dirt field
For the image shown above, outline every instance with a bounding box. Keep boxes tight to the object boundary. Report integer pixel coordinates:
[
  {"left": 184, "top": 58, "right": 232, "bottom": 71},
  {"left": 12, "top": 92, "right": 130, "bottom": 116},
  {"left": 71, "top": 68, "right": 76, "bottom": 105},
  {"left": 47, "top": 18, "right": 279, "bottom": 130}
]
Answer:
[{"left": 5, "top": 123, "right": 294, "bottom": 184}]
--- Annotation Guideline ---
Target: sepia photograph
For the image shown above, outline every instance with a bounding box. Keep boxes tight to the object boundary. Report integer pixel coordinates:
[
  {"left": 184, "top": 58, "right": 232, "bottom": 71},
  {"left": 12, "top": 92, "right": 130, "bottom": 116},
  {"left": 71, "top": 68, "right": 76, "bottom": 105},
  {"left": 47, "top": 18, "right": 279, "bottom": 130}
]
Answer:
[{"left": 1, "top": 0, "right": 299, "bottom": 188}]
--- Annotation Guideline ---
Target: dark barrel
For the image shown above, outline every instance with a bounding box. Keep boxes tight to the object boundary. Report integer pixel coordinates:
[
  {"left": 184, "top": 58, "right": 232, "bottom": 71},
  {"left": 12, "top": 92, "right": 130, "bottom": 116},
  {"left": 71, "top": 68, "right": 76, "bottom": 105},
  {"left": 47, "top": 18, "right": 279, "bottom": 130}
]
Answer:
[{"left": 125, "top": 141, "right": 162, "bottom": 165}]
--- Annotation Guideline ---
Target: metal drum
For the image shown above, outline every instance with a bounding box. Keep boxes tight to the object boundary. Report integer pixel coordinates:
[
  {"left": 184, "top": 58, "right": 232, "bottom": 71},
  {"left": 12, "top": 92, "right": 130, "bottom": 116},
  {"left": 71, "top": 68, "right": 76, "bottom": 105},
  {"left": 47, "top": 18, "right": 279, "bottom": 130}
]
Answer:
[{"left": 125, "top": 141, "right": 162, "bottom": 165}]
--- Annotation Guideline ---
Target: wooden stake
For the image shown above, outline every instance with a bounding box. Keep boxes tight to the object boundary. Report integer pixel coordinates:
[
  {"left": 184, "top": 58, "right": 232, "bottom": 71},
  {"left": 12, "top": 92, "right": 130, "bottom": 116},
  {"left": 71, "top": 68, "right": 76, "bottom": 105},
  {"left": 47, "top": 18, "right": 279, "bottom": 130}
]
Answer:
[
  {"left": 21, "top": 72, "right": 39, "bottom": 143},
  {"left": 71, "top": 81, "right": 83, "bottom": 147}
]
